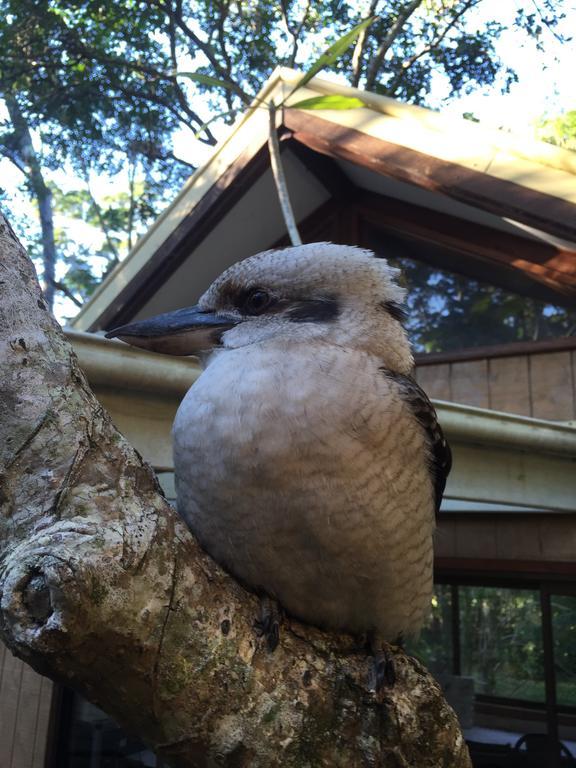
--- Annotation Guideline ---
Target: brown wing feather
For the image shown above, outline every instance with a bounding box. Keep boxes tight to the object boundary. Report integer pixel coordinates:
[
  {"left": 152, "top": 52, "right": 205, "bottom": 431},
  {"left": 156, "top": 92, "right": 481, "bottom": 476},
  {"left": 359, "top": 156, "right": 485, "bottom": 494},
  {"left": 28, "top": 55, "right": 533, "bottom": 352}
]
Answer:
[{"left": 382, "top": 370, "right": 452, "bottom": 515}]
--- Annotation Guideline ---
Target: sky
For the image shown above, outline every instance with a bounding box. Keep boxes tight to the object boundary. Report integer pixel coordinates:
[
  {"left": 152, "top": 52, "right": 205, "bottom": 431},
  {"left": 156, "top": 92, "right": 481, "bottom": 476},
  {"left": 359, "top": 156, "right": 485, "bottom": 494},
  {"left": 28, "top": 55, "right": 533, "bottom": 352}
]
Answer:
[
  {"left": 437, "top": 0, "right": 576, "bottom": 132},
  {"left": 1, "top": 1, "right": 575, "bottom": 321}
]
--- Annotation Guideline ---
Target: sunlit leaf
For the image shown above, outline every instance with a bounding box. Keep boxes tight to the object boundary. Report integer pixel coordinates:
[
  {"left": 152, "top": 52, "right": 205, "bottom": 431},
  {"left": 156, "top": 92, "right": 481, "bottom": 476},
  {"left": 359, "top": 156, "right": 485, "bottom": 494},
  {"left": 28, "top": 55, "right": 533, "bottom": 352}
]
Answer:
[
  {"left": 289, "top": 94, "right": 367, "bottom": 110},
  {"left": 192, "top": 109, "right": 238, "bottom": 139},
  {"left": 288, "top": 16, "right": 377, "bottom": 96},
  {"left": 176, "top": 72, "right": 236, "bottom": 91}
]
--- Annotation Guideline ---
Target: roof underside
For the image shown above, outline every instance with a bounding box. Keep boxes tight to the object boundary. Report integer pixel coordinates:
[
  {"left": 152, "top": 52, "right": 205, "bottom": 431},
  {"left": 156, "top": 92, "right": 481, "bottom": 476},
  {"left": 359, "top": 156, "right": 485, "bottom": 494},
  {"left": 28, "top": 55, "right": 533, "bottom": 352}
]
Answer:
[{"left": 72, "top": 70, "right": 576, "bottom": 332}]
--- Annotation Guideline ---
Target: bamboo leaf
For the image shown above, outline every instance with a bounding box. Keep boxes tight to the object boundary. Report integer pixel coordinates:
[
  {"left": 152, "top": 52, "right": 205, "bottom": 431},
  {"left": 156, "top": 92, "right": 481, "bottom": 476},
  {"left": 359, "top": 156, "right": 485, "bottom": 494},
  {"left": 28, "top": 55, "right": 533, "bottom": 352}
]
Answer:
[
  {"left": 289, "top": 94, "right": 367, "bottom": 110},
  {"left": 176, "top": 72, "right": 236, "bottom": 91},
  {"left": 288, "top": 16, "right": 377, "bottom": 96},
  {"left": 192, "top": 109, "right": 237, "bottom": 139}
]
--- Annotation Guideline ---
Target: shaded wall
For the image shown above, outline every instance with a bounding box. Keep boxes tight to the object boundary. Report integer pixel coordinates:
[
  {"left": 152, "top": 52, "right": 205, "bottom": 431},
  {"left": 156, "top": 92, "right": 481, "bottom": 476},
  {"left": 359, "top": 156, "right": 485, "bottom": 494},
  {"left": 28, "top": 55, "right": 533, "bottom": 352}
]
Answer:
[{"left": 415, "top": 340, "right": 576, "bottom": 421}]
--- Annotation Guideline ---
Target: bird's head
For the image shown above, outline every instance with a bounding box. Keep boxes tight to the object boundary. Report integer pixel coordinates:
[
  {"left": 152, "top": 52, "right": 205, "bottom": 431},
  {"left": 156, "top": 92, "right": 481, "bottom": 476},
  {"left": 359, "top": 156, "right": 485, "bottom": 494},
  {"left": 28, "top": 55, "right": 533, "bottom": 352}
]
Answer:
[{"left": 105, "top": 242, "right": 413, "bottom": 373}]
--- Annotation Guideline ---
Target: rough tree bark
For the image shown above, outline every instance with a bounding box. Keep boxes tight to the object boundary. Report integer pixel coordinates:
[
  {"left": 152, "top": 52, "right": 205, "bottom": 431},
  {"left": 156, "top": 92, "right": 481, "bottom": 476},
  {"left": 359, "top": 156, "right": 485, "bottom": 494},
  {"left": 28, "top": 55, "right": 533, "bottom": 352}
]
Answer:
[{"left": 0, "top": 215, "right": 471, "bottom": 768}]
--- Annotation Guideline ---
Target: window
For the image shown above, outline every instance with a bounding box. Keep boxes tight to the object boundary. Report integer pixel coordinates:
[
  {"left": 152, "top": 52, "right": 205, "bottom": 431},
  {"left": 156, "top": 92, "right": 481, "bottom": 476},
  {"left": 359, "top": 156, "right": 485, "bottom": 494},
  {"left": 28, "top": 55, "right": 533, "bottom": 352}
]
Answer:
[
  {"left": 385, "top": 254, "right": 576, "bottom": 354},
  {"left": 410, "top": 579, "right": 576, "bottom": 768},
  {"left": 459, "top": 586, "right": 545, "bottom": 703},
  {"left": 553, "top": 595, "right": 576, "bottom": 709},
  {"left": 51, "top": 690, "right": 164, "bottom": 768}
]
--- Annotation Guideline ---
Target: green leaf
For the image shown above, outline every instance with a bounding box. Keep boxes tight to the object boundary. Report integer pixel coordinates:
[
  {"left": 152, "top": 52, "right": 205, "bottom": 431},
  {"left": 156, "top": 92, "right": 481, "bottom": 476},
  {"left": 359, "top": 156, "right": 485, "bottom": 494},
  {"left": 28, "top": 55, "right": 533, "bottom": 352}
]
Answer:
[
  {"left": 176, "top": 72, "right": 236, "bottom": 91},
  {"left": 192, "top": 109, "right": 238, "bottom": 140},
  {"left": 289, "top": 94, "right": 367, "bottom": 110},
  {"left": 288, "top": 16, "right": 377, "bottom": 96}
]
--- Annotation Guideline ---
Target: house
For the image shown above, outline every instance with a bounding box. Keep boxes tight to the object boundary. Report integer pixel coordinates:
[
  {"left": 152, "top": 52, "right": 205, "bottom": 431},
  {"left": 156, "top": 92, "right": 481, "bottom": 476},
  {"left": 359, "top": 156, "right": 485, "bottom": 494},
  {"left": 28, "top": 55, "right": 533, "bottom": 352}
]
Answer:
[{"left": 2, "top": 69, "right": 576, "bottom": 768}]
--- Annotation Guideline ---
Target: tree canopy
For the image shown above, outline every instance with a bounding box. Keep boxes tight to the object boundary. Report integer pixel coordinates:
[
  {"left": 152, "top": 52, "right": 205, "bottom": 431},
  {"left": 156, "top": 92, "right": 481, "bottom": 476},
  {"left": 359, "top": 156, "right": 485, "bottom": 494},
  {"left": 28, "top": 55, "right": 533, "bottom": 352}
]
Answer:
[{"left": 0, "top": 0, "right": 573, "bottom": 348}]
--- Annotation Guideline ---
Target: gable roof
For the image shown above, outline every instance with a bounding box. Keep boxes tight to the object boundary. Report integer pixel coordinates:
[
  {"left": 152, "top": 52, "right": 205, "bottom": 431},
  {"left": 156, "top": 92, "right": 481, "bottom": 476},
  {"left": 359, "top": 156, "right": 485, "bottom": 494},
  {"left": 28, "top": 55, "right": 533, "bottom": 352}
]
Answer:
[{"left": 72, "top": 67, "right": 576, "bottom": 332}]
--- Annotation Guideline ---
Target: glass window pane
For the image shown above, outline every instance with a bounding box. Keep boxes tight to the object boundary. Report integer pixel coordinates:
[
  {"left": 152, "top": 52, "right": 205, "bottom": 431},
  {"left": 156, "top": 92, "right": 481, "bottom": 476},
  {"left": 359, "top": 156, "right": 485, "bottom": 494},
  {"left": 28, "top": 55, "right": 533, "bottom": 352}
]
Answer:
[
  {"left": 459, "top": 586, "right": 545, "bottom": 703},
  {"left": 57, "top": 692, "right": 160, "bottom": 767},
  {"left": 383, "top": 249, "right": 576, "bottom": 354},
  {"left": 409, "top": 583, "right": 453, "bottom": 675},
  {"left": 552, "top": 594, "right": 576, "bottom": 708}
]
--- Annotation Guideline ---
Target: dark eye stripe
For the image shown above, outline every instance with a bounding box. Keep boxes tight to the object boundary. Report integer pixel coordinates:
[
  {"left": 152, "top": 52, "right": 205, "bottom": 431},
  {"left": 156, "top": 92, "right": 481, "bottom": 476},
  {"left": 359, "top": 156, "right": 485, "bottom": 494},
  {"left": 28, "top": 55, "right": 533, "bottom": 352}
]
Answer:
[{"left": 287, "top": 298, "right": 340, "bottom": 323}]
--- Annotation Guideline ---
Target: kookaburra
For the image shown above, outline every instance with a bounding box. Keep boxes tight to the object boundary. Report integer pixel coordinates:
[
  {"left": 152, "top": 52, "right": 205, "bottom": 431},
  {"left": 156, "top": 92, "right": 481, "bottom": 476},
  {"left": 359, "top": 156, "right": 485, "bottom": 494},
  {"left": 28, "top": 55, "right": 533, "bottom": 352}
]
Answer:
[{"left": 106, "top": 243, "right": 451, "bottom": 681}]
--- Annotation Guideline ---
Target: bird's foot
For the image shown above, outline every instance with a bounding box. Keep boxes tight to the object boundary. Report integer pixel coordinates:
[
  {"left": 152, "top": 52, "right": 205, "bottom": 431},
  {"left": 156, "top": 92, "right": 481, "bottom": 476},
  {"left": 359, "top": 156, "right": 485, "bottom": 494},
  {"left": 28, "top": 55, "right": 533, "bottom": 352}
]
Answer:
[
  {"left": 369, "top": 648, "right": 396, "bottom": 691},
  {"left": 254, "top": 595, "right": 282, "bottom": 652},
  {"left": 367, "top": 633, "right": 399, "bottom": 693}
]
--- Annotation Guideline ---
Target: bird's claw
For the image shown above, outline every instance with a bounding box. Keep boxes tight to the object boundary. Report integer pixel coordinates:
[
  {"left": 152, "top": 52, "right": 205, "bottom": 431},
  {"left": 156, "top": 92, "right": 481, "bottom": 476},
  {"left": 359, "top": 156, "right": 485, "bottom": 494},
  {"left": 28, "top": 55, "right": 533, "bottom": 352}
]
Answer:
[
  {"left": 254, "top": 595, "right": 282, "bottom": 652},
  {"left": 367, "top": 634, "right": 397, "bottom": 693},
  {"left": 370, "top": 650, "right": 396, "bottom": 691}
]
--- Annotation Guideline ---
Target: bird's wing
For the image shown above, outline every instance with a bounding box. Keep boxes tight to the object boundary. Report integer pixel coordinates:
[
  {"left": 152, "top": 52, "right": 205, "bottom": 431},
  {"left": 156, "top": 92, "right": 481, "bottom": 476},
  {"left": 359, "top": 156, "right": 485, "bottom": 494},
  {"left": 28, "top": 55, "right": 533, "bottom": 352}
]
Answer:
[{"left": 381, "top": 370, "right": 452, "bottom": 515}]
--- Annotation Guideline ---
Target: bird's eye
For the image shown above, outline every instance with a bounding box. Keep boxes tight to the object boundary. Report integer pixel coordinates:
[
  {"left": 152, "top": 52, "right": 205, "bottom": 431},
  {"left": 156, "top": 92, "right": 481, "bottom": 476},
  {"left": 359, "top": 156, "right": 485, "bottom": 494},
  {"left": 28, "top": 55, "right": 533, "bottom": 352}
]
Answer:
[{"left": 243, "top": 289, "right": 273, "bottom": 315}]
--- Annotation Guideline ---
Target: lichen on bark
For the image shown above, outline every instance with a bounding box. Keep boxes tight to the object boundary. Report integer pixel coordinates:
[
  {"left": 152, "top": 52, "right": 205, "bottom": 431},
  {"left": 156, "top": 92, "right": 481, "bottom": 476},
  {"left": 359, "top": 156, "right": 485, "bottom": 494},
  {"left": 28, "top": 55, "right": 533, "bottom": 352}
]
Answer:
[{"left": 0, "top": 214, "right": 471, "bottom": 767}]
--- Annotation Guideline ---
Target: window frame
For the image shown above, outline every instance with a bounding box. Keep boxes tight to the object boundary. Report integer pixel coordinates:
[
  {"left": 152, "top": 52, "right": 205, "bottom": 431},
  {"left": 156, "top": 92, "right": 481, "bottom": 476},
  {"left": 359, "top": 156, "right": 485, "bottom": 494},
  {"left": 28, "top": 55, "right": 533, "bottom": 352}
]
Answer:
[{"left": 434, "top": 569, "right": 576, "bottom": 758}]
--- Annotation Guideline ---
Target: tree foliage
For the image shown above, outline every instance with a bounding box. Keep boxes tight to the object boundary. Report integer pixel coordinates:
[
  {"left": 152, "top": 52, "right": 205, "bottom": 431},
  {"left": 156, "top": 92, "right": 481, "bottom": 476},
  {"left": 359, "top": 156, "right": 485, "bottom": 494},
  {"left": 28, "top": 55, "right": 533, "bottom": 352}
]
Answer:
[
  {"left": 411, "top": 585, "right": 576, "bottom": 711},
  {"left": 537, "top": 109, "right": 576, "bottom": 151},
  {"left": 0, "top": 0, "right": 571, "bottom": 329},
  {"left": 392, "top": 258, "right": 576, "bottom": 353}
]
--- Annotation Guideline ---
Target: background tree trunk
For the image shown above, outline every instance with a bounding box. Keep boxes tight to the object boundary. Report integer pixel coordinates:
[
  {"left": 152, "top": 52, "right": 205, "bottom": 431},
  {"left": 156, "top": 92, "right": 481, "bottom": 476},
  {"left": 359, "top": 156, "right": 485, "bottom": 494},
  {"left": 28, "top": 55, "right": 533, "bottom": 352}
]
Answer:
[
  {"left": 0, "top": 214, "right": 471, "bottom": 768},
  {"left": 4, "top": 94, "right": 57, "bottom": 309}
]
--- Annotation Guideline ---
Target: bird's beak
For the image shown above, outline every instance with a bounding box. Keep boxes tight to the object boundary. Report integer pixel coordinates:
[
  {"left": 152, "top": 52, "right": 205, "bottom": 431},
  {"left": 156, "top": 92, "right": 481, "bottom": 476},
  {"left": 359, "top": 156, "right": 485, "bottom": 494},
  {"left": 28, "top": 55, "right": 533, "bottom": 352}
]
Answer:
[{"left": 105, "top": 305, "right": 238, "bottom": 356}]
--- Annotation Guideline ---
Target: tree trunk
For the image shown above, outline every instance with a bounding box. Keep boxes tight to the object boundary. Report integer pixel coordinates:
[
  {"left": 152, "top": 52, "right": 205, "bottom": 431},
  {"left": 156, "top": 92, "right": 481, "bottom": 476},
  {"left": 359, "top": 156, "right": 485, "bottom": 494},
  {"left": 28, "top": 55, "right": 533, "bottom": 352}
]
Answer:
[
  {"left": 4, "top": 93, "right": 57, "bottom": 309},
  {"left": 0, "top": 214, "right": 471, "bottom": 768}
]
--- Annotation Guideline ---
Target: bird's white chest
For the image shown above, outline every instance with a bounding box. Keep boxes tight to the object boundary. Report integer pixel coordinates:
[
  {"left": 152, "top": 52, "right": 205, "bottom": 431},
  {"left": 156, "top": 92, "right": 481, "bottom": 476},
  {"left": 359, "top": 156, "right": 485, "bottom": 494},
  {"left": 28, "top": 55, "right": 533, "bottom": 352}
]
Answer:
[
  {"left": 175, "top": 345, "right": 368, "bottom": 477},
  {"left": 173, "top": 344, "right": 434, "bottom": 637}
]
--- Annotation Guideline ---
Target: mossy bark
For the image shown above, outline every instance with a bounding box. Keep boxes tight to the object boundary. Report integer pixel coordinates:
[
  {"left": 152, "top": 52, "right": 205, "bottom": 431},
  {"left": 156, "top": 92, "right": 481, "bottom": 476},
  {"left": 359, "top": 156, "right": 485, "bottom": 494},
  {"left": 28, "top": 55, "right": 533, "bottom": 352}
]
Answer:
[{"left": 0, "top": 214, "right": 471, "bottom": 768}]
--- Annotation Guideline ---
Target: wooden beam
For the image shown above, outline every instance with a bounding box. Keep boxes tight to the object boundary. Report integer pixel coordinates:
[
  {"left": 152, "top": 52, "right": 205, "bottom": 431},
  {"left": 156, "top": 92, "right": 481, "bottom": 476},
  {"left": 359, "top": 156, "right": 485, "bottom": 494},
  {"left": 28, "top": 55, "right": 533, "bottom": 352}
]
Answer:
[
  {"left": 285, "top": 110, "right": 576, "bottom": 245},
  {"left": 435, "top": 557, "right": 576, "bottom": 579},
  {"left": 356, "top": 190, "right": 576, "bottom": 299}
]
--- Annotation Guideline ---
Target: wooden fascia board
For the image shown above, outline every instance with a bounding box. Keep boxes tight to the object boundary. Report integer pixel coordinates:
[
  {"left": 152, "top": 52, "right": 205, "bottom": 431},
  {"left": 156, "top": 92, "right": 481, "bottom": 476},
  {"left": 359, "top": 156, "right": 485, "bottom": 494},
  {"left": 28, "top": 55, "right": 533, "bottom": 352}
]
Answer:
[
  {"left": 356, "top": 189, "right": 576, "bottom": 300},
  {"left": 87, "top": 140, "right": 272, "bottom": 331},
  {"left": 435, "top": 557, "right": 576, "bottom": 579},
  {"left": 284, "top": 109, "right": 576, "bottom": 244}
]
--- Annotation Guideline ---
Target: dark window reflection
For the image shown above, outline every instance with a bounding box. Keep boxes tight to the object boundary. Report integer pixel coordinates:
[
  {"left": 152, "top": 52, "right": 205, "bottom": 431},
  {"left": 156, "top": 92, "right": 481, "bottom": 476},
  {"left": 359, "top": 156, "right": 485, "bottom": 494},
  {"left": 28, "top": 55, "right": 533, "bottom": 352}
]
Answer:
[
  {"left": 553, "top": 595, "right": 576, "bottom": 709},
  {"left": 409, "top": 583, "right": 453, "bottom": 675},
  {"left": 459, "top": 586, "right": 545, "bottom": 702},
  {"left": 408, "top": 583, "right": 576, "bottom": 768},
  {"left": 54, "top": 691, "right": 164, "bottom": 767}
]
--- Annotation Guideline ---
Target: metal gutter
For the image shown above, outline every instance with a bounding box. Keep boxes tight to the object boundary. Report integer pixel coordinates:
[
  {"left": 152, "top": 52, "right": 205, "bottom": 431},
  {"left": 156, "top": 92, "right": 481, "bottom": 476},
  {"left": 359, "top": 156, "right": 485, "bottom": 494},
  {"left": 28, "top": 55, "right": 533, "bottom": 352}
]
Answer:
[
  {"left": 67, "top": 330, "right": 576, "bottom": 457},
  {"left": 436, "top": 399, "right": 576, "bottom": 457},
  {"left": 67, "top": 331, "right": 576, "bottom": 512},
  {"left": 67, "top": 330, "right": 200, "bottom": 397}
]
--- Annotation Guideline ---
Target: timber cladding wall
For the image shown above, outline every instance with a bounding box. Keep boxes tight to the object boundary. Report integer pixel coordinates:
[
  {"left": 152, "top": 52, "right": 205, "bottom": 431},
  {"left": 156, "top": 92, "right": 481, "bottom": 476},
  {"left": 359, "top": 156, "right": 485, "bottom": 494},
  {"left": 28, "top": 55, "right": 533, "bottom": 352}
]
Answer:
[
  {"left": 0, "top": 642, "right": 52, "bottom": 768},
  {"left": 415, "top": 341, "right": 576, "bottom": 421}
]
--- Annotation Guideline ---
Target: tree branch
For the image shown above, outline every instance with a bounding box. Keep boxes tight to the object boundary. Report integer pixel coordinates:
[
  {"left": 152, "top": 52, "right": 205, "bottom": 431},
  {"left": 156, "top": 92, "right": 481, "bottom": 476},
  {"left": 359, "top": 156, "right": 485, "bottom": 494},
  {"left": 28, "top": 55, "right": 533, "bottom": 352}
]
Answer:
[
  {"left": 152, "top": 0, "right": 252, "bottom": 105},
  {"left": 365, "top": 0, "right": 424, "bottom": 91},
  {"left": 167, "top": 151, "right": 196, "bottom": 170},
  {"left": 280, "top": 0, "right": 312, "bottom": 68},
  {"left": 268, "top": 103, "right": 302, "bottom": 246},
  {"left": 385, "top": 0, "right": 479, "bottom": 97},
  {"left": 0, "top": 146, "right": 28, "bottom": 176},
  {"left": 0, "top": 213, "right": 471, "bottom": 768},
  {"left": 351, "top": 0, "right": 381, "bottom": 87},
  {"left": 3, "top": 94, "right": 57, "bottom": 309},
  {"left": 50, "top": 278, "right": 84, "bottom": 308}
]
